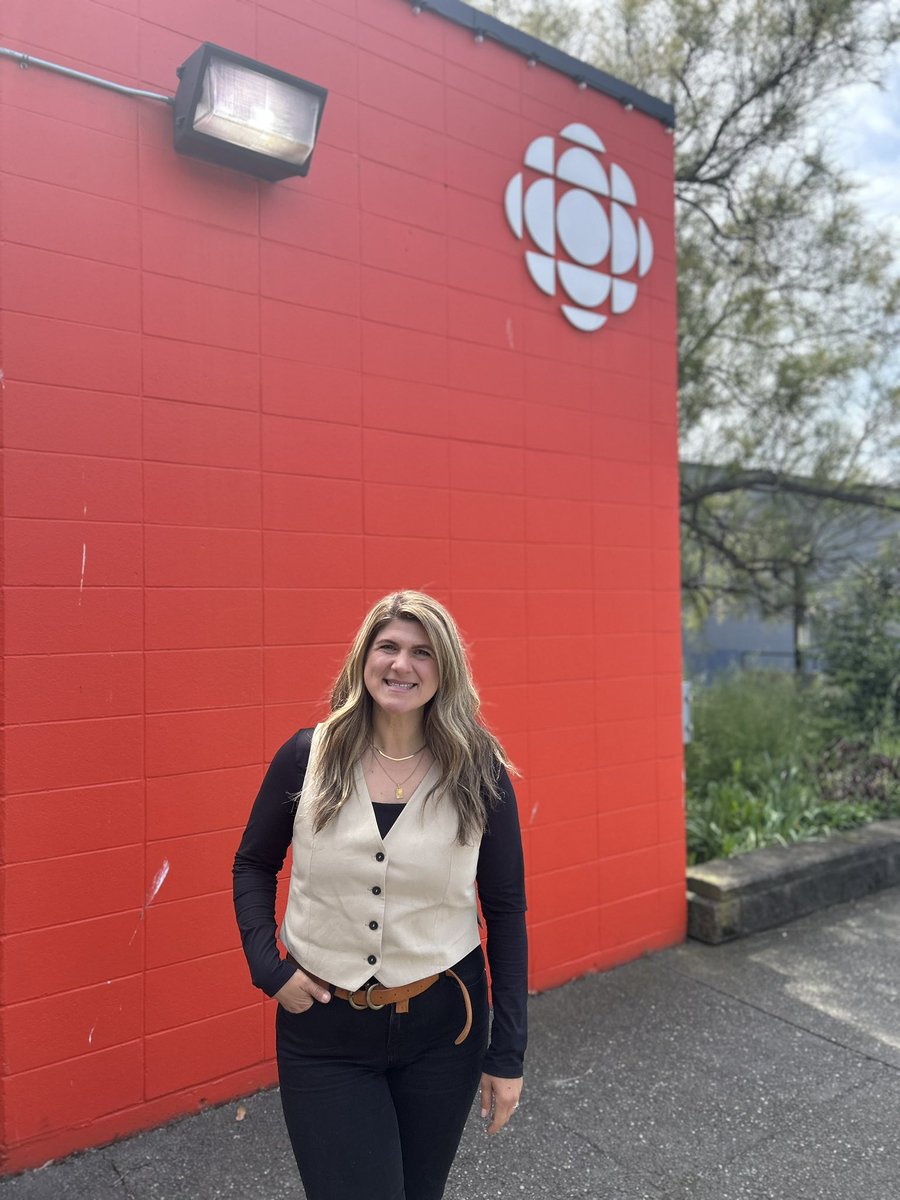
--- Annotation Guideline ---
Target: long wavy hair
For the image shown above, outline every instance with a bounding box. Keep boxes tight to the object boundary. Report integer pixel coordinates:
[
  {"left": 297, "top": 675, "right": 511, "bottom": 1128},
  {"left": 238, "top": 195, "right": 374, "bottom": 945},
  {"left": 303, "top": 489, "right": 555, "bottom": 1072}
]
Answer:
[{"left": 305, "top": 591, "right": 512, "bottom": 844}]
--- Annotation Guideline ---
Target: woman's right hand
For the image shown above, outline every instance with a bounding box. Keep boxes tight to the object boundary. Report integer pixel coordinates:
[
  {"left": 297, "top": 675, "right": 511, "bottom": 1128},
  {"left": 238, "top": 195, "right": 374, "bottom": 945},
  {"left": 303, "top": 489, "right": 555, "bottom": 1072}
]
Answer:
[{"left": 275, "top": 969, "right": 332, "bottom": 1013}]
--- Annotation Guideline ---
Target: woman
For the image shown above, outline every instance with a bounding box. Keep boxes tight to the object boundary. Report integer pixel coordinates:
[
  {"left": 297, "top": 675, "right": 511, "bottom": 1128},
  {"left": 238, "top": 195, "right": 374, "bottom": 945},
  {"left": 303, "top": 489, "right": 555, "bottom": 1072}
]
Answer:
[{"left": 233, "top": 591, "right": 527, "bottom": 1200}]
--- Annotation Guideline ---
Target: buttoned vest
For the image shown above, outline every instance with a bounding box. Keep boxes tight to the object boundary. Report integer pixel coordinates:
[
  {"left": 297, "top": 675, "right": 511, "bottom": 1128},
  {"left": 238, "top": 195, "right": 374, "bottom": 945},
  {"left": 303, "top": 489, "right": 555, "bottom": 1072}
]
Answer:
[{"left": 280, "top": 725, "right": 482, "bottom": 990}]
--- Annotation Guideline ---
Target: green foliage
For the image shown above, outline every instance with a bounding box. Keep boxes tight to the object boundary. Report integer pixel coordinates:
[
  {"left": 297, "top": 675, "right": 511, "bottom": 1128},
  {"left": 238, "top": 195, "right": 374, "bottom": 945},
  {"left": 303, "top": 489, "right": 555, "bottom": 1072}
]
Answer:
[
  {"left": 476, "top": 0, "right": 592, "bottom": 53},
  {"left": 686, "top": 766, "right": 874, "bottom": 864},
  {"left": 685, "top": 669, "right": 900, "bottom": 864},
  {"left": 685, "top": 670, "right": 824, "bottom": 788},
  {"left": 816, "top": 736, "right": 900, "bottom": 811},
  {"left": 814, "top": 543, "right": 900, "bottom": 731}
]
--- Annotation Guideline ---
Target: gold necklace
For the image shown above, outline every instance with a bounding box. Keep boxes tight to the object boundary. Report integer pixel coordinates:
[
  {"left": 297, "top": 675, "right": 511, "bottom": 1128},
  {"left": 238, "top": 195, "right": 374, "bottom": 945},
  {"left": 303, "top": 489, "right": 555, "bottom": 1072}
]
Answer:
[
  {"left": 371, "top": 743, "right": 426, "bottom": 762},
  {"left": 370, "top": 747, "right": 424, "bottom": 800}
]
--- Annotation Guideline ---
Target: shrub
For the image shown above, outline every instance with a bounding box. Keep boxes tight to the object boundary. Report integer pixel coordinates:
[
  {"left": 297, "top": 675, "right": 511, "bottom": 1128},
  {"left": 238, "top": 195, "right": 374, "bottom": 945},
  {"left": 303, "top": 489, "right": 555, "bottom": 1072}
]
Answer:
[
  {"left": 813, "top": 544, "right": 900, "bottom": 734},
  {"left": 685, "top": 670, "right": 826, "bottom": 793},
  {"left": 685, "top": 763, "right": 874, "bottom": 865},
  {"left": 816, "top": 736, "right": 900, "bottom": 816},
  {"left": 683, "top": 669, "right": 899, "bottom": 865}
]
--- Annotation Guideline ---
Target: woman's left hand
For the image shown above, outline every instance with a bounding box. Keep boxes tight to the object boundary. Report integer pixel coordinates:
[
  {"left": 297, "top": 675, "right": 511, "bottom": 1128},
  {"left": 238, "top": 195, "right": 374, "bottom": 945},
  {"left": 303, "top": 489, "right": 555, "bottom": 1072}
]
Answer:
[{"left": 480, "top": 1073, "right": 523, "bottom": 1135}]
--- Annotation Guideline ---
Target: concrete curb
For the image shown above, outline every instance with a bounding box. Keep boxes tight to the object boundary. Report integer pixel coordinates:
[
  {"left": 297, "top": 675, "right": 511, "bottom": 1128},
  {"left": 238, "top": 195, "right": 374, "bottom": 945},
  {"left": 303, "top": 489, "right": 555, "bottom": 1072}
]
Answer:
[{"left": 686, "top": 818, "right": 900, "bottom": 943}]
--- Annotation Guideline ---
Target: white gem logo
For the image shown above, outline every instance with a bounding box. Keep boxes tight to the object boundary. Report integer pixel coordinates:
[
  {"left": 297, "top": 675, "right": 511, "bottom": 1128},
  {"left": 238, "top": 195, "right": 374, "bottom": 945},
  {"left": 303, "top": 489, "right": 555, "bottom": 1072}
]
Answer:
[{"left": 504, "top": 123, "right": 654, "bottom": 332}]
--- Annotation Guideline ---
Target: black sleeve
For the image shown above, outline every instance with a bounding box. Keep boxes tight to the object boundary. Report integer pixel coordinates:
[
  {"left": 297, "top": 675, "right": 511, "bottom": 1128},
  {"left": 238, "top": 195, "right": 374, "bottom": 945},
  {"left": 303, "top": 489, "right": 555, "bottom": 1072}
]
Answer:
[
  {"left": 232, "top": 728, "right": 313, "bottom": 998},
  {"left": 476, "top": 766, "right": 528, "bottom": 1078}
]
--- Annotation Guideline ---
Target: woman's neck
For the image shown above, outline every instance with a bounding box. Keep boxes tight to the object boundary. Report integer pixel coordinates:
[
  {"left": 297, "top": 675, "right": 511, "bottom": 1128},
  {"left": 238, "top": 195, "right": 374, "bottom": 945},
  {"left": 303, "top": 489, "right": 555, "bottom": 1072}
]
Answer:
[{"left": 370, "top": 712, "right": 427, "bottom": 759}]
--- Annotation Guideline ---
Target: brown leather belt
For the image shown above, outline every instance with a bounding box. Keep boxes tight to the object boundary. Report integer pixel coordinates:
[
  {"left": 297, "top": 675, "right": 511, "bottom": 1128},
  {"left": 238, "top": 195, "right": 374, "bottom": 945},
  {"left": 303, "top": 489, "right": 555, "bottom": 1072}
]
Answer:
[{"left": 286, "top": 955, "right": 473, "bottom": 1045}]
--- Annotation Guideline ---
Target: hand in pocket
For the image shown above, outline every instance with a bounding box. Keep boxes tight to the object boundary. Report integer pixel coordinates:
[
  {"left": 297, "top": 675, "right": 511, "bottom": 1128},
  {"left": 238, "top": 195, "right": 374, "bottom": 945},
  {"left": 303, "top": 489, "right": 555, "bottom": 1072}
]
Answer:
[{"left": 275, "top": 969, "right": 332, "bottom": 1013}]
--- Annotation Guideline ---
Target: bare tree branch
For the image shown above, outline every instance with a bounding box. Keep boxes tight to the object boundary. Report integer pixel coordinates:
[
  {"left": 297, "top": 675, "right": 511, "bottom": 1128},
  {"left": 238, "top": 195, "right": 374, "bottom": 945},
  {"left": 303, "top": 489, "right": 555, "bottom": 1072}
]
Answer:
[{"left": 681, "top": 470, "right": 900, "bottom": 511}]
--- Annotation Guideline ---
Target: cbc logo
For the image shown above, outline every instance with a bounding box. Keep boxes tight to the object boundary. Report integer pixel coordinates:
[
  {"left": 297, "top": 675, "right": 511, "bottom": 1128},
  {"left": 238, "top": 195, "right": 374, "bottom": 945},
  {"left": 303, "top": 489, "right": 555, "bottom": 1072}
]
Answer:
[{"left": 504, "top": 123, "right": 654, "bottom": 332}]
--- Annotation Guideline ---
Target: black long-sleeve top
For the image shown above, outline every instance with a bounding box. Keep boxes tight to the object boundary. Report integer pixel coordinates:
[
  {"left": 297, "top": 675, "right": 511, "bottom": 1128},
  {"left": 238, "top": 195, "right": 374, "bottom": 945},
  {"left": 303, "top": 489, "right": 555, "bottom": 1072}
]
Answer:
[{"left": 233, "top": 728, "right": 528, "bottom": 1078}]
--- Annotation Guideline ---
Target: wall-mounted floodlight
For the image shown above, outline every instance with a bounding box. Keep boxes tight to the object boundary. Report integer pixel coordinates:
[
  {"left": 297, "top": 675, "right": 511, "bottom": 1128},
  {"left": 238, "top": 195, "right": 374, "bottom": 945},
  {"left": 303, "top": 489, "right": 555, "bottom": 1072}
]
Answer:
[{"left": 174, "top": 43, "right": 328, "bottom": 181}]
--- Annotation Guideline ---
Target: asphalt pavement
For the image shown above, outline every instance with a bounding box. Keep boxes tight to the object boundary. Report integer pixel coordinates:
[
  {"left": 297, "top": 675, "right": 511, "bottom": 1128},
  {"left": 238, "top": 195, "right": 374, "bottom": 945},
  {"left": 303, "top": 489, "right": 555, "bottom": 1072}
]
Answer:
[{"left": 4, "top": 884, "right": 900, "bottom": 1199}]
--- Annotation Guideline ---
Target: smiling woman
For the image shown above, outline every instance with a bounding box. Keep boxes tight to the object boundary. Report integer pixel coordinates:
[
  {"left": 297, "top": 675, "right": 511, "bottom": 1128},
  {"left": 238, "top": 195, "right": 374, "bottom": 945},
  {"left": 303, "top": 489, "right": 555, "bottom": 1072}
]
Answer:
[{"left": 233, "top": 591, "right": 528, "bottom": 1200}]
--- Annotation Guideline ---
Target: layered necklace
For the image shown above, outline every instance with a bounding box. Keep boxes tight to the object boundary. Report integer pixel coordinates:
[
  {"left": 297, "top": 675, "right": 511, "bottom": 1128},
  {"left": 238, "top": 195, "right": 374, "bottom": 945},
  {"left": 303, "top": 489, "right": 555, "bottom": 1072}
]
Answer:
[{"left": 369, "top": 744, "right": 426, "bottom": 800}]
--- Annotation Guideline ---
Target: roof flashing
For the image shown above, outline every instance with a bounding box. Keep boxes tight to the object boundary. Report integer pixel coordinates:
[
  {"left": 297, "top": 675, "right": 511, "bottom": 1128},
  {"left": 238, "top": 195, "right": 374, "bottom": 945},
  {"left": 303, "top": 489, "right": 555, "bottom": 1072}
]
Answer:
[{"left": 408, "top": 0, "right": 675, "bottom": 128}]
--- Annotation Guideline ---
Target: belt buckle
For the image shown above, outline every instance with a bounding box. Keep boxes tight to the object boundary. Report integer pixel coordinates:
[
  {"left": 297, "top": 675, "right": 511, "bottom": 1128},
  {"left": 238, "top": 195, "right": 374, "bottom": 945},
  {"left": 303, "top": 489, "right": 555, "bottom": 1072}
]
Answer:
[{"left": 347, "top": 982, "right": 385, "bottom": 1011}]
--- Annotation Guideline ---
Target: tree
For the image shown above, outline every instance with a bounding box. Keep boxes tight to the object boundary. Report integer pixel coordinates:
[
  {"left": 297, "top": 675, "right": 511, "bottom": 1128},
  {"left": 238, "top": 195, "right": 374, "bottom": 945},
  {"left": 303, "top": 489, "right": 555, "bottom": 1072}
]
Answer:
[
  {"left": 474, "top": 0, "right": 900, "bottom": 621},
  {"left": 813, "top": 538, "right": 900, "bottom": 730}
]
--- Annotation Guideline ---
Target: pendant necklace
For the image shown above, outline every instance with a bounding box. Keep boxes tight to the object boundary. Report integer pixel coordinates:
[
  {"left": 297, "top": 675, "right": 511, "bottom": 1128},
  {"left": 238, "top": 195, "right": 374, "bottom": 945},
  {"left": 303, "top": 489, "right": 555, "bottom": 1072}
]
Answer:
[{"left": 370, "top": 746, "right": 424, "bottom": 800}]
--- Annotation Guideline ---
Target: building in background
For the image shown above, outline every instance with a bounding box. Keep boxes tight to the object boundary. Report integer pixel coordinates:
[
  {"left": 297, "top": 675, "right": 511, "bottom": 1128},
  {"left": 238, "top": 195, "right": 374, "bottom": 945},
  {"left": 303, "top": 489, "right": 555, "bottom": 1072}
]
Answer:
[
  {"left": 681, "top": 465, "right": 898, "bottom": 677},
  {"left": 0, "top": 0, "right": 683, "bottom": 1172}
]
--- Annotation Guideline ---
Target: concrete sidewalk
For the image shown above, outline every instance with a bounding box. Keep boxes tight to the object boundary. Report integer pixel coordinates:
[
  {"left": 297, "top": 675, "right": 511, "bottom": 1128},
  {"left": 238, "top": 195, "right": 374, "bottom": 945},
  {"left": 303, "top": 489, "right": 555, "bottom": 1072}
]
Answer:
[{"left": 4, "top": 884, "right": 900, "bottom": 1199}]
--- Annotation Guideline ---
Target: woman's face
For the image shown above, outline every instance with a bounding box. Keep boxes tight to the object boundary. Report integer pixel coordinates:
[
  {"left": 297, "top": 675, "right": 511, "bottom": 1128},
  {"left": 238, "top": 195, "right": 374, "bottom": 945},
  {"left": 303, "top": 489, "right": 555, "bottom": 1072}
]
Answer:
[{"left": 363, "top": 618, "right": 439, "bottom": 718}]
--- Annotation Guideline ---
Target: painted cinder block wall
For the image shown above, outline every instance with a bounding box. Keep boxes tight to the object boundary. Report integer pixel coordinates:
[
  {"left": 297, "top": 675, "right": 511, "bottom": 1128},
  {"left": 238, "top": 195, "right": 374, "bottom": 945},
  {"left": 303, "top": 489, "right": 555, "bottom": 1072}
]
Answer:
[{"left": 0, "top": 0, "right": 685, "bottom": 1173}]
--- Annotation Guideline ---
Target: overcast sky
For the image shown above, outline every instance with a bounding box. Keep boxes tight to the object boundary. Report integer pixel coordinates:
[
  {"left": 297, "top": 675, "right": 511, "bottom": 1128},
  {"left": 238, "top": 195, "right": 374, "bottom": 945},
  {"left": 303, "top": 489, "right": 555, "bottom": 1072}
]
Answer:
[{"left": 831, "top": 47, "right": 900, "bottom": 243}]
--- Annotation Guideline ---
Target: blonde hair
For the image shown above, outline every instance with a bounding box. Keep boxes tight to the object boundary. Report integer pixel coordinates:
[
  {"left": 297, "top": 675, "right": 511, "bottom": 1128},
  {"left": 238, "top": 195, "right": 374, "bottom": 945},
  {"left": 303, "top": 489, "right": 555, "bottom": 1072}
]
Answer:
[{"left": 306, "top": 591, "right": 512, "bottom": 844}]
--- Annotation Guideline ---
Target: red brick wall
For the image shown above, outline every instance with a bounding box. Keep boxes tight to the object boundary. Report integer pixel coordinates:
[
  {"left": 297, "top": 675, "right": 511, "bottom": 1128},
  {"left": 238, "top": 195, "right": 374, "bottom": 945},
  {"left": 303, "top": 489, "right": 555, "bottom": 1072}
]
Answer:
[{"left": 0, "top": 0, "right": 684, "bottom": 1171}]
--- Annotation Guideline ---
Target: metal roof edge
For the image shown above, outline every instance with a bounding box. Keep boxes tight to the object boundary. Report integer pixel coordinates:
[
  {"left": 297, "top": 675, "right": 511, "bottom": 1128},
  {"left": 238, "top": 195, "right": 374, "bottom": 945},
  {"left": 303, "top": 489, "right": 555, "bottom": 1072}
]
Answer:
[{"left": 411, "top": 0, "right": 675, "bottom": 128}]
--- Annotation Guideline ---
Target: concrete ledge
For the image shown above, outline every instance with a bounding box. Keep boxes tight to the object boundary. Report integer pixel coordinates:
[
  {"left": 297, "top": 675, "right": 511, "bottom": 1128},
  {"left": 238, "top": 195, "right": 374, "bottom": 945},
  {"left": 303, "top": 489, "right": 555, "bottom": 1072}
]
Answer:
[{"left": 687, "top": 819, "right": 900, "bottom": 943}]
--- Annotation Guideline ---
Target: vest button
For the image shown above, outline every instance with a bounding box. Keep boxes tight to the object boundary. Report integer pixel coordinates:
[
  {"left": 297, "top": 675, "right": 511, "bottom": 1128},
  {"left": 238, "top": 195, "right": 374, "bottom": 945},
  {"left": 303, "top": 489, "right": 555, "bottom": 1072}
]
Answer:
[
  {"left": 369, "top": 920, "right": 379, "bottom": 930},
  {"left": 372, "top": 886, "right": 382, "bottom": 895},
  {"left": 367, "top": 954, "right": 377, "bottom": 965},
  {"left": 375, "top": 852, "right": 385, "bottom": 862}
]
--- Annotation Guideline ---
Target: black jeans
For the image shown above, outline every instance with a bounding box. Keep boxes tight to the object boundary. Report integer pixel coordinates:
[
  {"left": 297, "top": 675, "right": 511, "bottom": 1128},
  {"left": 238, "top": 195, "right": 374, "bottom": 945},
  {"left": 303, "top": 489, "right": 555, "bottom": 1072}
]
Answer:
[{"left": 276, "top": 949, "right": 489, "bottom": 1200}]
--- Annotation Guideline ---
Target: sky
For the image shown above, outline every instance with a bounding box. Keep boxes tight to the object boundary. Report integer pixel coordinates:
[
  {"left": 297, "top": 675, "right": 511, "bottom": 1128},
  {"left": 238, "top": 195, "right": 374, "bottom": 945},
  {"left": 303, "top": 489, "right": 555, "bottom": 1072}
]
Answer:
[{"left": 831, "top": 48, "right": 900, "bottom": 244}]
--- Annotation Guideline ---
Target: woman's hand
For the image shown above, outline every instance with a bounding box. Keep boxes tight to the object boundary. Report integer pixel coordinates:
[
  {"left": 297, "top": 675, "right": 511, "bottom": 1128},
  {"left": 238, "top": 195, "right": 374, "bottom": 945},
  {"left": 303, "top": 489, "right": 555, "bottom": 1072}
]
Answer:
[
  {"left": 274, "top": 969, "right": 332, "bottom": 1013},
  {"left": 480, "top": 1073, "right": 523, "bottom": 1135}
]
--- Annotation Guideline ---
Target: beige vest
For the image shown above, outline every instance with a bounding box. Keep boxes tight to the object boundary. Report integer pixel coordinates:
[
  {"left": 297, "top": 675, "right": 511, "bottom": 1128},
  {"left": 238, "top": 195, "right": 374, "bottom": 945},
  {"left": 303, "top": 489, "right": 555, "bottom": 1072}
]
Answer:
[{"left": 280, "top": 726, "right": 481, "bottom": 990}]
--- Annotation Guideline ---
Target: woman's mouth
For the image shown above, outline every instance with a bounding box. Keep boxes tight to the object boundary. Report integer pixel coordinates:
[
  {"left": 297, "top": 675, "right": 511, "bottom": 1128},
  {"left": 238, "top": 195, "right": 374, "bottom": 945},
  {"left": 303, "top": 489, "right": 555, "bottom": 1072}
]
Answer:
[{"left": 384, "top": 680, "right": 415, "bottom": 690}]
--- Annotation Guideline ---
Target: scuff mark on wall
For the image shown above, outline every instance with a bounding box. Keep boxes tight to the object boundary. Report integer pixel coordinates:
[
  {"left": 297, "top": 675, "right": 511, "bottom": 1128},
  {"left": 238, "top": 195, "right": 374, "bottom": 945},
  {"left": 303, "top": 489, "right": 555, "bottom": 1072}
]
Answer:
[
  {"left": 147, "top": 860, "right": 170, "bottom": 905},
  {"left": 127, "top": 859, "right": 171, "bottom": 945}
]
